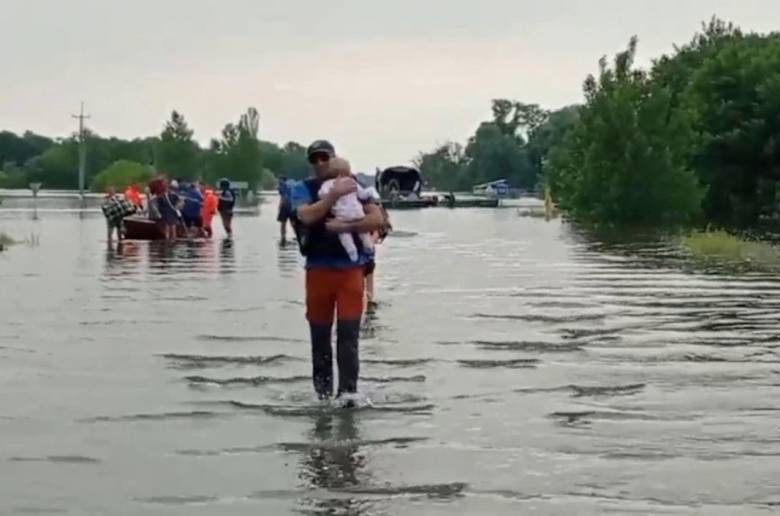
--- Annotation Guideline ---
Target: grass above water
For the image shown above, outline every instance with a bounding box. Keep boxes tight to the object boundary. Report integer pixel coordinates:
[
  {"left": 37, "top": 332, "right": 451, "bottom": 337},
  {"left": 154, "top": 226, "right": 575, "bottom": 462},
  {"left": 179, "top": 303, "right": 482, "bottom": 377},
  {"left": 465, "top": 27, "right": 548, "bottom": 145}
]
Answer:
[
  {"left": 683, "top": 230, "right": 780, "bottom": 268},
  {"left": 0, "top": 232, "right": 14, "bottom": 250}
]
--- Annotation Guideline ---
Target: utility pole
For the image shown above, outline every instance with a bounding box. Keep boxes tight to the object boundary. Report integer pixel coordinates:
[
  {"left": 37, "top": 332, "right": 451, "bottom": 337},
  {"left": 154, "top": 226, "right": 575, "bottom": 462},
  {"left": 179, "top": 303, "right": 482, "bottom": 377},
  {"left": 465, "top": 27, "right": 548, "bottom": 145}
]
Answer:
[{"left": 71, "top": 102, "right": 90, "bottom": 201}]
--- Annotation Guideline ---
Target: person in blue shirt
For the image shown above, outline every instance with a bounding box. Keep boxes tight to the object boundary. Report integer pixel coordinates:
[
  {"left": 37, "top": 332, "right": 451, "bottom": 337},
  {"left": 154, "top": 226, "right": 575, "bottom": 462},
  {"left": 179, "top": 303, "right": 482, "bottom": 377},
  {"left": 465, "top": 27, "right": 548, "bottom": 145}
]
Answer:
[
  {"left": 181, "top": 181, "right": 204, "bottom": 237},
  {"left": 277, "top": 175, "right": 294, "bottom": 245},
  {"left": 290, "top": 140, "right": 385, "bottom": 404},
  {"left": 158, "top": 182, "right": 182, "bottom": 241}
]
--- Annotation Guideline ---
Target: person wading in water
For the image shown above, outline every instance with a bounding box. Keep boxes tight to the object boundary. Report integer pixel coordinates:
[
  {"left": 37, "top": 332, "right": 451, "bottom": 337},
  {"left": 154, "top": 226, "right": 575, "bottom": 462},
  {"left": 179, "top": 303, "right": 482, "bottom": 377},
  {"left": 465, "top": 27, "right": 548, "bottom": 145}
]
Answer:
[{"left": 291, "top": 140, "right": 386, "bottom": 405}]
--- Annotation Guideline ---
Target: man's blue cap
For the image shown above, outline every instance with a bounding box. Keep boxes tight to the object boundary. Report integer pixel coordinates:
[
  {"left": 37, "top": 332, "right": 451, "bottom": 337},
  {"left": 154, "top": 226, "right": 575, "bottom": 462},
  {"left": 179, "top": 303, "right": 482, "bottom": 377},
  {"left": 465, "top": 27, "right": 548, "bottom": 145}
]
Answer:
[{"left": 306, "top": 140, "right": 336, "bottom": 158}]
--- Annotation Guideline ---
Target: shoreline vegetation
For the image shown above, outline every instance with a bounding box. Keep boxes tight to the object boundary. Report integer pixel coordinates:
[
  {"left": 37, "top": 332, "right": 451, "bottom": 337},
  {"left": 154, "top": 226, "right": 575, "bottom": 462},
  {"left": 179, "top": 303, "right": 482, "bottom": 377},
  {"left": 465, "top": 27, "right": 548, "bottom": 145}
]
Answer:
[
  {"left": 0, "top": 232, "right": 15, "bottom": 251},
  {"left": 683, "top": 230, "right": 780, "bottom": 269}
]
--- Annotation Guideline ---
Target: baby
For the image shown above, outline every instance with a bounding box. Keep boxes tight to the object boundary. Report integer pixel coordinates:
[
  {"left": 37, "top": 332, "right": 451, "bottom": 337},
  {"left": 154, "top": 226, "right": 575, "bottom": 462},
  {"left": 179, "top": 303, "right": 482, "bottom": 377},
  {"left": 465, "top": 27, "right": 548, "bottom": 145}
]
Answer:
[{"left": 319, "top": 157, "right": 377, "bottom": 262}]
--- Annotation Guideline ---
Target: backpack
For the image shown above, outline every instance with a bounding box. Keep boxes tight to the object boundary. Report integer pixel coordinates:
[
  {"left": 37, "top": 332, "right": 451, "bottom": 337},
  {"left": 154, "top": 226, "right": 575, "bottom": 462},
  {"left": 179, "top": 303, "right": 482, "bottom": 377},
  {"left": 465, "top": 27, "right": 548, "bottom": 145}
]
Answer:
[
  {"left": 288, "top": 180, "right": 311, "bottom": 255},
  {"left": 148, "top": 196, "right": 162, "bottom": 220}
]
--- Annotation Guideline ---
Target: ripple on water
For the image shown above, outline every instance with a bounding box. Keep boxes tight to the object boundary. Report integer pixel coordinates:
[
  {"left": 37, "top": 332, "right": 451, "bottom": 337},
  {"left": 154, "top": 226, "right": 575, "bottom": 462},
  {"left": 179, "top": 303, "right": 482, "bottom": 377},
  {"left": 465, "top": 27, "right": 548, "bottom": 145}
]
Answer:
[
  {"left": 457, "top": 358, "right": 540, "bottom": 369},
  {"left": 135, "top": 495, "right": 218, "bottom": 505},
  {"left": 184, "top": 374, "right": 426, "bottom": 388},
  {"left": 471, "top": 312, "right": 607, "bottom": 324},
  {"left": 195, "top": 334, "right": 307, "bottom": 343},
  {"left": 175, "top": 436, "right": 429, "bottom": 457},
  {"left": 162, "top": 353, "right": 300, "bottom": 369},
  {"left": 362, "top": 358, "right": 435, "bottom": 367},
  {"left": 246, "top": 481, "right": 466, "bottom": 503},
  {"left": 202, "top": 400, "right": 435, "bottom": 417},
  {"left": 185, "top": 374, "right": 310, "bottom": 386},
  {"left": 571, "top": 383, "right": 646, "bottom": 398},
  {"left": 331, "top": 481, "right": 467, "bottom": 499},
  {"left": 470, "top": 340, "right": 583, "bottom": 352},
  {"left": 548, "top": 409, "right": 702, "bottom": 427},
  {"left": 79, "top": 411, "right": 224, "bottom": 423},
  {"left": 11, "top": 507, "right": 68, "bottom": 514},
  {"left": 9, "top": 455, "right": 101, "bottom": 464}
]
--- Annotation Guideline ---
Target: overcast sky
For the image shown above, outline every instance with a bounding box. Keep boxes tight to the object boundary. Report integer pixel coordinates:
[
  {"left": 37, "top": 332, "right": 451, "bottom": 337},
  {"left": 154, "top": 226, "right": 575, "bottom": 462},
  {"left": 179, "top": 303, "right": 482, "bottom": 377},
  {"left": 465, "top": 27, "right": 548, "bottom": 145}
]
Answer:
[{"left": 2, "top": 0, "right": 778, "bottom": 171}]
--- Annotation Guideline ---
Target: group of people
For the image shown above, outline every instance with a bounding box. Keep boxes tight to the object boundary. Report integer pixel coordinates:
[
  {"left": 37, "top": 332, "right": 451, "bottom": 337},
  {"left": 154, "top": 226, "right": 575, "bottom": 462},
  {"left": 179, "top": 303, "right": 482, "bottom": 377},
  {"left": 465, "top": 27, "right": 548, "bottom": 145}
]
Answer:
[
  {"left": 146, "top": 177, "right": 237, "bottom": 241},
  {"left": 281, "top": 140, "right": 392, "bottom": 406},
  {"left": 102, "top": 177, "right": 238, "bottom": 243}
]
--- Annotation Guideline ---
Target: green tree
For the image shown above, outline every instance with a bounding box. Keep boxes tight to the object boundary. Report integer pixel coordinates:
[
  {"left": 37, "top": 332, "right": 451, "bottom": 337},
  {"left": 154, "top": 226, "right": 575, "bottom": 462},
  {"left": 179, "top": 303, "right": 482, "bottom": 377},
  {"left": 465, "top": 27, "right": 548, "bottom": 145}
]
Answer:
[
  {"left": 257, "top": 140, "right": 284, "bottom": 173},
  {"left": 679, "top": 32, "right": 780, "bottom": 226},
  {"left": 25, "top": 141, "right": 79, "bottom": 189},
  {"left": 90, "top": 160, "right": 152, "bottom": 192},
  {"left": 22, "top": 130, "right": 115, "bottom": 189},
  {"left": 0, "top": 131, "right": 54, "bottom": 168},
  {"left": 491, "top": 100, "right": 548, "bottom": 138},
  {"left": 466, "top": 122, "right": 535, "bottom": 189},
  {"left": 277, "top": 142, "right": 311, "bottom": 180},
  {"left": 547, "top": 37, "right": 703, "bottom": 225},
  {"left": 0, "top": 163, "right": 30, "bottom": 188},
  {"left": 155, "top": 111, "right": 200, "bottom": 180},
  {"left": 415, "top": 142, "right": 468, "bottom": 191},
  {"left": 206, "top": 107, "right": 265, "bottom": 189},
  {"left": 527, "top": 105, "right": 581, "bottom": 182}
]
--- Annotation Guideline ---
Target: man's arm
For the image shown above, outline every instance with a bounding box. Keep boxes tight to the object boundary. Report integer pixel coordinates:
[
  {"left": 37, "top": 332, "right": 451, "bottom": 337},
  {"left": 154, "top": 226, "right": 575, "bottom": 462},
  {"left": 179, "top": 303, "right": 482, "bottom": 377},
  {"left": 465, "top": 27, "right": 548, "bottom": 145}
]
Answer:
[
  {"left": 296, "top": 178, "right": 357, "bottom": 226},
  {"left": 296, "top": 195, "right": 338, "bottom": 226},
  {"left": 325, "top": 202, "right": 385, "bottom": 234}
]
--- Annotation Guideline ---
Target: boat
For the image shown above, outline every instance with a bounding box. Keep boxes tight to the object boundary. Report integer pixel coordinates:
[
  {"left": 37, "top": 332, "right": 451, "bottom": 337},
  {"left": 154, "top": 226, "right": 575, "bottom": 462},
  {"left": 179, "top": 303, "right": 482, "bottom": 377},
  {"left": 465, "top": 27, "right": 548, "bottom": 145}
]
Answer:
[
  {"left": 123, "top": 216, "right": 198, "bottom": 240},
  {"left": 375, "top": 166, "right": 438, "bottom": 209},
  {"left": 123, "top": 216, "right": 165, "bottom": 240},
  {"left": 383, "top": 196, "right": 438, "bottom": 209},
  {"left": 472, "top": 179, "right": 511, "bottom": 198},
  {"left": 441, "top": 196, "right": 500, "bottom": 208}
]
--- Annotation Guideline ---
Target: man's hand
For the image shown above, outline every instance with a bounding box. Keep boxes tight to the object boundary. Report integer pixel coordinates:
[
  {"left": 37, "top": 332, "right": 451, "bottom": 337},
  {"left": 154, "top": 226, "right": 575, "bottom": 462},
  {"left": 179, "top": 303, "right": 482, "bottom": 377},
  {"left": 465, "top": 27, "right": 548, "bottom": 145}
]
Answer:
[
  {"left": 327, "top": 178, "right": 357, "bottom": 200},
  {"left": 325, "top": 218, "right": 353, "bottom": 234}
]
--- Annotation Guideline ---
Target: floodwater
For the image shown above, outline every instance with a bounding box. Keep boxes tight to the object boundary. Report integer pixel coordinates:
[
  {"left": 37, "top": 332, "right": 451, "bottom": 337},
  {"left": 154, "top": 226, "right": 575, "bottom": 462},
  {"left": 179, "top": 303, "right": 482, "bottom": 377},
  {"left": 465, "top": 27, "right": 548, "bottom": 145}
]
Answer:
[{"left": 1, "top": 203, "right": 779, "bottom": 515}]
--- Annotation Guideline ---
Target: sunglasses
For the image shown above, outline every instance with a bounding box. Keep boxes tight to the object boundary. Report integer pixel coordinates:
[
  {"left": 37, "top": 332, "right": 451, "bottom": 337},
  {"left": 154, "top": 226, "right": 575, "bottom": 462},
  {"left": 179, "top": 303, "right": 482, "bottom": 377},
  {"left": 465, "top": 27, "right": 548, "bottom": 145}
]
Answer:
[{"left": 309, "top": 153, "right": 331, "bottom": 165}]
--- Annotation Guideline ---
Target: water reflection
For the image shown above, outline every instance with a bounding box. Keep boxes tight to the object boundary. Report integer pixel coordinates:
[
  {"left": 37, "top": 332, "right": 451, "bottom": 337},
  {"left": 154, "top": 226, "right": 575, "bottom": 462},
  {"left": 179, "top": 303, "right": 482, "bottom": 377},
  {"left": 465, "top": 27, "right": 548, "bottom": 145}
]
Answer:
[
  {"left": 361, "top": 303, "right": 379, "bottom": 340},
  {"left": 298, "top": 409, "right": 370, "bottom": 515},
  {"left": 277, "top": 241, "right": 299, "bottom": 277},
  {"left": 103, "top": 241, "right": 142, "bottom": 276},
  {"left": 147, "top": 241, "right": 176, "bottom": 271},
  {"left": 137, "top": 239, "right": 232, "bottom": 275},
  {"left": 219, "top": 238, "right": 235, "bottom": 274}
]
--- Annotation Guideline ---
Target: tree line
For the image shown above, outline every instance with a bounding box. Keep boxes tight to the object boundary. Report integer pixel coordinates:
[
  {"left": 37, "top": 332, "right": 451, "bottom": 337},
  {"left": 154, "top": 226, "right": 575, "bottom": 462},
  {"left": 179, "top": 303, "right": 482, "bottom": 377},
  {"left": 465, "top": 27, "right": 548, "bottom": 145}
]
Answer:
[
  {"left": 0, "top": 107, "right": 310, "bottom": 192},
  {"left": 415, "top": 101, "right": 579, "bottom": 193},
  {"left": 417, "top": 18, "right": 780, "bottom": 228}
]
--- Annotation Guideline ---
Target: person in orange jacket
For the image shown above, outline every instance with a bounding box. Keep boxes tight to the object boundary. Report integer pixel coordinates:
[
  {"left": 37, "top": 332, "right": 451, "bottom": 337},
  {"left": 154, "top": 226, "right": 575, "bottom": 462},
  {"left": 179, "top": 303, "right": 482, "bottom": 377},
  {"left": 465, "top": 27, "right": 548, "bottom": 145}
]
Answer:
[
  {"left": 201, "top": 187, "right": 218, "bottom": 238},
  {"left": 124, "top": 183, "right": 143, "bottom": 211}
]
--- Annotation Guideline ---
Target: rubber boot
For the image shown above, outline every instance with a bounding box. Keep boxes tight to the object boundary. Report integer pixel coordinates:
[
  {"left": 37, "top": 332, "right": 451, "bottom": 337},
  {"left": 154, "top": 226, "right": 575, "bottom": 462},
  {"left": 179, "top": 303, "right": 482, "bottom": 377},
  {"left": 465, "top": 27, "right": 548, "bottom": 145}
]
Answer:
[
  {"left": 336, "top": 320, "right": 361, "bottom": 397},
  {"left": 309, "top": 323, "right": 333, "bottom": 399}
]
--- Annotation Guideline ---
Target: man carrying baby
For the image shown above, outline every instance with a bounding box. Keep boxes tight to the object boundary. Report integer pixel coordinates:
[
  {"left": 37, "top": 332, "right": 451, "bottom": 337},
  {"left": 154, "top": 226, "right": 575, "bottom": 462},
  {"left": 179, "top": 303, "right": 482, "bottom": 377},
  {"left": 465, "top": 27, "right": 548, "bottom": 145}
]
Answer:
[{"left": 292, "top": 140, "right": 386, "bottom": 404}]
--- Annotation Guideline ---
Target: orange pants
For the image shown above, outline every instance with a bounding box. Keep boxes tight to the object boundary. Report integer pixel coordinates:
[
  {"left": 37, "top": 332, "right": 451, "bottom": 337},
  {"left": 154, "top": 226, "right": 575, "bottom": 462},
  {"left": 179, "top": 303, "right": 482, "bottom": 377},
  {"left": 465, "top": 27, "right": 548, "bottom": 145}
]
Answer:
[{"left": 305, "top": 267, "right": 364, "bottom": 325}]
